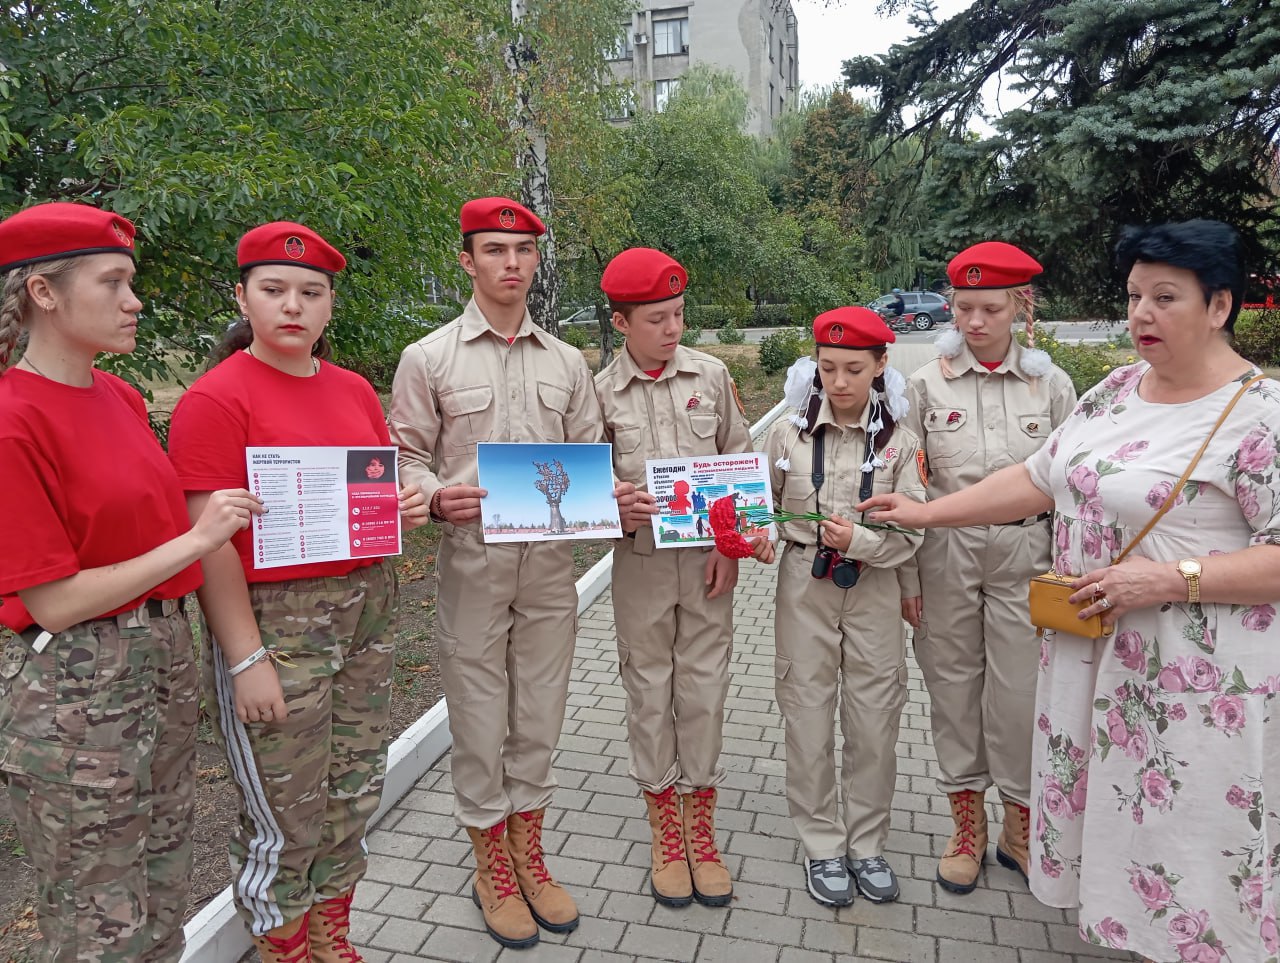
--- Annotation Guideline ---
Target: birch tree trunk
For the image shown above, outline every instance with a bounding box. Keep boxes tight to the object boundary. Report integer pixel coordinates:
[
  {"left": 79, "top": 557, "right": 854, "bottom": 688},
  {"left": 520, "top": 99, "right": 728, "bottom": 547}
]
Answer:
[{"left": 508, "top": 0, "right": 562, "bottom": 336}]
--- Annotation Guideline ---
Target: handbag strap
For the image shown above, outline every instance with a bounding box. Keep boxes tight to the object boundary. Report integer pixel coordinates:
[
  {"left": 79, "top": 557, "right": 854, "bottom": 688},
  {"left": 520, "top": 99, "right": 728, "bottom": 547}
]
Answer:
[{"left": 1113, "top": 372, "right": 1263, "bottom": 564}]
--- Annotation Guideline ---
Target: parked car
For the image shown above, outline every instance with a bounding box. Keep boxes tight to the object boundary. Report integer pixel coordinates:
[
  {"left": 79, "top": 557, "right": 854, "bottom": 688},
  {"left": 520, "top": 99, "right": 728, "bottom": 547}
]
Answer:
[
  {"left": 867, "top": 291, "right": 953, "bottom": 330},
  {"left": 559, "top": 305, "right": 600, "bottom": 326}
]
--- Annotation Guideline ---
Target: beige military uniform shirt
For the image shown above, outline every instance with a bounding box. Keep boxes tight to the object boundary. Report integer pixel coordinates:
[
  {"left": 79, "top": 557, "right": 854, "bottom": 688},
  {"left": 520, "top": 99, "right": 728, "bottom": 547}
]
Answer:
[
  {"left": 898, "top": 338, "right": 1076, "bottom": 594},
  {"left": 765, "top": 398, "right": 925, "bottom": 566},
  {"left": 594, "top": 344, "right": 752, "bottom": 486},
  {"left": 388, "top": 299, "right": 604, "bottom": 521}
]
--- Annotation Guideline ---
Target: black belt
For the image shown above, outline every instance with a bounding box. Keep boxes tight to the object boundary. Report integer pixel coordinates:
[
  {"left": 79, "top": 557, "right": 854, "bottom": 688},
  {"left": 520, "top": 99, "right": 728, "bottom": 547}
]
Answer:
[{"left": 997, "top": 512, "right": 1051, "bottom": 527}]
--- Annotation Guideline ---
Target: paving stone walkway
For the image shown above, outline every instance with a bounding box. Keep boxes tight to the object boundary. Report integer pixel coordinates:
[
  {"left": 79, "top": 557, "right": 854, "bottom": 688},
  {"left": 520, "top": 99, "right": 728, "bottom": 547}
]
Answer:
[{"left": 343, "top": 562, "right": 1139, "bottom": 963}]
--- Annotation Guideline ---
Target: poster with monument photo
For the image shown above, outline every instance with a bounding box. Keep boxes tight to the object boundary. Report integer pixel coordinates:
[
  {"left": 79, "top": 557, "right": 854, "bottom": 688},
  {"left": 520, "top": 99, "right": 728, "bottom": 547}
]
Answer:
[{"left": 476, "top": 442, "right": 622, "bottom": 543}]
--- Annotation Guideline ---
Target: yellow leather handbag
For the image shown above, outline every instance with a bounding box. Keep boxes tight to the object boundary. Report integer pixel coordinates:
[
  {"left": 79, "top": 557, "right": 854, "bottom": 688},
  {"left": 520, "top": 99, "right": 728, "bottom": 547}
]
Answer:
[{"left": 1028, "top": 374, "right": 1262, "bottom": 639}]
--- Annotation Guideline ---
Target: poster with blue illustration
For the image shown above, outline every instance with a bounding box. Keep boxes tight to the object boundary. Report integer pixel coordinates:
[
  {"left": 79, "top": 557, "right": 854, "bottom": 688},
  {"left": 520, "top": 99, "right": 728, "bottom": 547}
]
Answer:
[{"left": 644, "top": 452, "right": 774, "bottom": 548}]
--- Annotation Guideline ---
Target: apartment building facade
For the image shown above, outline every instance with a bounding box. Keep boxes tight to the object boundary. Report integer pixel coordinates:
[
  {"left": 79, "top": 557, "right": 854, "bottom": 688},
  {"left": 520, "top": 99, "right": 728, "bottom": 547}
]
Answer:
[{"left": 606, "top": 0, "right": 799, "bottom": 135}]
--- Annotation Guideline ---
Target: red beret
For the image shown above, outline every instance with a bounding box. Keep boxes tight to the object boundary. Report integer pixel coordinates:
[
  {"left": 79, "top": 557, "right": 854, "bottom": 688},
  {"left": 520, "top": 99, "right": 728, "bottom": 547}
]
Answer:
[
  {"left": 460, "top": 197, "right": 545, "bottom": 238},
  {"left": 600, "top": 248, "right": 688, "bottom": 304},
  {"left": 0, "top": 202, "right": 136, "bottom": 275},
  {"left": 238, "top": 222, "right": 346, "bottom": 276},
  {"left": 813, "top": 306, "right": 896, "bottom": 349},
  {"left": 947, "top": 241, "right": 1042, "bottom": 290}
]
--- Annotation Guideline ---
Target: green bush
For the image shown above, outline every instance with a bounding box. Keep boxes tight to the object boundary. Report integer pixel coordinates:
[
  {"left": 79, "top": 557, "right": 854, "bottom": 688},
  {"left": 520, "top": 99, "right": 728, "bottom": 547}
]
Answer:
[
  {"left": 717, "top": 320, "right": 745, "bottom": 344},
  {"left": 334, "top": 313, "right": 434, "bottom": 391},
  {"left": 560, "top": 324, "right": 592, "bottom": 350},
  {"left": 751, "top": 303, "right": 793, "bottom": 327},
  {"left": 1233, "top": 309, "right": 1280, "bottom": 366},
  {"left": 679, "top": 323, "right": 703, "bottom": 347},
  {"left": 1031, "top": 324, "right": 1125, "bottom": 397},
  {"left": 759, "top": 326, "right": 812, "bottom": 375},
  {"left": 684, "top": 304, "right": 737, "bottom": 329}
]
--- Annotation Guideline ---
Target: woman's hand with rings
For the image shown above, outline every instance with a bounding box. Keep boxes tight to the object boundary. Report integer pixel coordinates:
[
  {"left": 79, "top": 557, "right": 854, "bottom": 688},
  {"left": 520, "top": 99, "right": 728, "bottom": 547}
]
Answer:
[
  {"left": 232, "top": 659, "right": 287, "bottom": 724},
  {"left": 1068, "top": 554, "right": 1175, "bottom": 633}
]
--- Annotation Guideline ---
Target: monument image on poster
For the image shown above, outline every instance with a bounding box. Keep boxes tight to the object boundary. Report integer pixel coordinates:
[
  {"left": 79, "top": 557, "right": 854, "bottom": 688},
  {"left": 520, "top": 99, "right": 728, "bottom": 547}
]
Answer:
[{"left": 477, "top": 442, "right": 622, "bottom": 543}]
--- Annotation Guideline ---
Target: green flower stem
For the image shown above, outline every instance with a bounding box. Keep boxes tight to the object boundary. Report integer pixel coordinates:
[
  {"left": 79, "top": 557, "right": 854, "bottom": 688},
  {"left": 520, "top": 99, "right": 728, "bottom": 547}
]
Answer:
[{"left": 735, "top": 507, "right": 921, "bottom": 537}]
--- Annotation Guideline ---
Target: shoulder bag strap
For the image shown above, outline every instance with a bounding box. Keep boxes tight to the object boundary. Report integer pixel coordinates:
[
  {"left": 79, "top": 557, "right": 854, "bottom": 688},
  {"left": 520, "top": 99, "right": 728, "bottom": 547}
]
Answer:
[{"left": 1113, "top": 373, "right": 1263, "bottom": 563}]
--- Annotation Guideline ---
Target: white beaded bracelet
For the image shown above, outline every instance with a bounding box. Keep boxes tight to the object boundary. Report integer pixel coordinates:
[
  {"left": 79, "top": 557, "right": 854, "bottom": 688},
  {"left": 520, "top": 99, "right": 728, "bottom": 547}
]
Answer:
[{"left": 228, "top": 646, "right": 270, "bottom": 678}]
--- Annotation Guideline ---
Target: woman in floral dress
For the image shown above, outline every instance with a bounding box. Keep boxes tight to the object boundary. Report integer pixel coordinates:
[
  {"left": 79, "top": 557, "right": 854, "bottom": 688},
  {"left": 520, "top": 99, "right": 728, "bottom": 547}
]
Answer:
[{"left": 861, "top": 219, "right": 1280, "bottom": 963}]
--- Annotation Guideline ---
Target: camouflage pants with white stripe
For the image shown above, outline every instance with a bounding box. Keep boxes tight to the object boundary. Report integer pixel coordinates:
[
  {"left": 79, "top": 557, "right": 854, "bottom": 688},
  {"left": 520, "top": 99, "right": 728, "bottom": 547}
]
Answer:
[
  {"left": 203, "top": 558, "right": 398, "bottom": 935},
  {"left": 0, "top": 605, "right": 198, "bottom": 963}
]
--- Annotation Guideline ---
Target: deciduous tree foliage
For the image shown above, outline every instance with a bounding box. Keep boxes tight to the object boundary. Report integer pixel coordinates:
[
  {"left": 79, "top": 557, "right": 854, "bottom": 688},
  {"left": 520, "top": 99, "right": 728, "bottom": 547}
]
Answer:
[
  {"left": 1, "top": 0, "right": 509, "bottom": 388},
  {"left": 844, "top": 0, "right": 1280, "bottom": 309}
]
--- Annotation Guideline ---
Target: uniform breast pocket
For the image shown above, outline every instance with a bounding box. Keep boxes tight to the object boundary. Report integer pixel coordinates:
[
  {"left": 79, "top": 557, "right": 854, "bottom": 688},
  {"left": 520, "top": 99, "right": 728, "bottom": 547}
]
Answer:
[
  {"left": 537, "top": 381, "right": 571, "bottom": 415},
  {"left": 925, "top": 406, "right": 973, "bottom": 469},
  {"left": 687, "top": 412, "right": 718, "bottom": 452},
  {"left": 780, "top": 469, "right": 817, "bottom": 514},
  {"left": 611, "top": 425, "right": 645, "bottom": 479},
  {"left": 439, "top": 384, "right": 494, "bottom": 452},
  {"left": 1014, "top": 414, "right": 1052, "bottom": 460}
]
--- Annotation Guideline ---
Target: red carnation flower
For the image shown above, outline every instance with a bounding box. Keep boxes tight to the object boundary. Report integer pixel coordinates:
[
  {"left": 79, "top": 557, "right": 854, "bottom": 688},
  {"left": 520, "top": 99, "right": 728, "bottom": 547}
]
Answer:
[{"left": 708, "top": 496, "right": 754, "bottom": 559}]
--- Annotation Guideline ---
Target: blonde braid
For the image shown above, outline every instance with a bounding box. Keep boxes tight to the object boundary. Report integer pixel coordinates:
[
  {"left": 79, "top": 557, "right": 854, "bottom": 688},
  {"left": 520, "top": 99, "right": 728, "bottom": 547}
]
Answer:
[
  {"left": 1010, "top": 285, "right": 1038, "bottom": 348},
  {"left": 0, "top": 258, "right": 80, "bottom": 372}
]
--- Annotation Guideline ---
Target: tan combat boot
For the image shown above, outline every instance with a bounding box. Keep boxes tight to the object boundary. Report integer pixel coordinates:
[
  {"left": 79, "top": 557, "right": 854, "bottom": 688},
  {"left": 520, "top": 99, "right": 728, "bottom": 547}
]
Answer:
[
  {"left": 309, "top": 889, "right": 364, "bottom": 962},
  {"left": 466, "top": 821, "right": 539, "bottom": 949},
  {"left": 507, "top": 809, "right": 580, "bottom": 933},
  {"left": 681, "top": 787, "right": 733, "bottom": 907},
  {"left": 937, "top": 790, "right": 988, "bottom": 894},
  {"left": 643, "top": 787, "right": 693, "bottom": 907},
  {"left": 252, "top": 911, "right": 310, "bottom": 963},
  {"left": 995, "top": 800, "right": 1031, "bottom": 884}
]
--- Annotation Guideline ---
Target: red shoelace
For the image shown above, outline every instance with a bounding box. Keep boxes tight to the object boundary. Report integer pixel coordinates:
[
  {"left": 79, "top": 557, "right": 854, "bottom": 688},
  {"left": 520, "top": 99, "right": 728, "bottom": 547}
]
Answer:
[
  {"left": 516, "top": 811, "right": 553, "bottom": 885},
  {"left": 650, "top": 788, "right": 687, "bottom": 865},
  {"left": 686, "top": 789, "right": 722, "bottom": 864},
  {"left": 314, "top": 894, "right": 362, "bottom": 962},
  {"left": 951, "top": 791, "right": 980, "bottom": 857},
  {"left": 482, "top": 822, "right": 522, "bottom": 899}
]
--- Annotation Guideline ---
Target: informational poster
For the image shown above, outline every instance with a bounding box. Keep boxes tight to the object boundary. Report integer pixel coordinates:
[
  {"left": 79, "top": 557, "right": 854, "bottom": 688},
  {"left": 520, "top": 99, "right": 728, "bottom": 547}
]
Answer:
[
  {"left": 476, "top": 442, "right": 622, "bottom": 543},
  {"left": 247, "top": 447, "right": 401, "bottom": 569},
  {"left": 645, "top": 452, "right": 775, "bottom": 548}
]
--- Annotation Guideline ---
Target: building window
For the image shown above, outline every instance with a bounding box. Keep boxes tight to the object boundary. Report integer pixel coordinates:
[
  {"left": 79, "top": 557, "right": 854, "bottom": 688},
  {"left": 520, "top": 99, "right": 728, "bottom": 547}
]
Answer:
[
  {"left": 769, "top": 82, "right": 775, "bottom": 116},
  {"left": 605, "top": 86, "right": 635, "bottom": 121},
  {"left": 655, "top": 78, "right": 680, "bottom": 112},
  {"left": 768, "top": 22, "right": 774, "bottom": 61},
  {"left": 654, "top": 17, "right": 688, "bottom": 56},
  {"left": 606, "top": 28, "right": 633, "bottom": 61},
  {"left": 779, "top": 38, "right": 784, "bottom": 67},
  {"left": 779, "top": 94, "right": 784, "bottom": 117}
]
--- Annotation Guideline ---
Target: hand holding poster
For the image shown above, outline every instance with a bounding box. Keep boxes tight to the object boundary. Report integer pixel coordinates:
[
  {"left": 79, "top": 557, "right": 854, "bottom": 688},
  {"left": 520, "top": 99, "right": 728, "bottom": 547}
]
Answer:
[
  {"left": 645, "top": 452, "right": 775, "bottom": 548},
  {"left": 247, "top": 447, "right": 401, "bottom": 569}
]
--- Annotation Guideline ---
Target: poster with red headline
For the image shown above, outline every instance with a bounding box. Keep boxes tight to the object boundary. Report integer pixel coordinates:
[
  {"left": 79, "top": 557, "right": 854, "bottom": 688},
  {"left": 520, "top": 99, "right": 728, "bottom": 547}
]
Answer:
[
  {"left": 247, "top": 446, "right": 401, "bottom": 569},
  {"left": 644, "top": 452, "right": 774, "bottom": 548}
]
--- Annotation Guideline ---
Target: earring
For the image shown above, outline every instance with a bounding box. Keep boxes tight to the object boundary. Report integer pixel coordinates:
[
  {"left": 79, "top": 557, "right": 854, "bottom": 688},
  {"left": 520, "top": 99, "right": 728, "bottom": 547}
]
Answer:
[{"left": 42, "top": 302, "right": 54, "bottom": 312}]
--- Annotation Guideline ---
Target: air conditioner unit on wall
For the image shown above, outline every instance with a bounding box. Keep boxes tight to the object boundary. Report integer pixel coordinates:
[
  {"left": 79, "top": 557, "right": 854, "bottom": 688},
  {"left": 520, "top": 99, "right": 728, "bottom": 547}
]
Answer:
[
  {"left": 680, "top": 43, "right": 689, "bottom": 53},
  {"left": 634, "top": 31, "right": 648, "bottom": 45}
]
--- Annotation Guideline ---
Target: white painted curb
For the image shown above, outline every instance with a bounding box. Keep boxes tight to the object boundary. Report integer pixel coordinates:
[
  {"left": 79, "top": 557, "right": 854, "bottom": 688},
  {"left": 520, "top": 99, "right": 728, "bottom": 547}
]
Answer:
[{"left": 180, "top": 398, "right": 788, "bottom": 962}]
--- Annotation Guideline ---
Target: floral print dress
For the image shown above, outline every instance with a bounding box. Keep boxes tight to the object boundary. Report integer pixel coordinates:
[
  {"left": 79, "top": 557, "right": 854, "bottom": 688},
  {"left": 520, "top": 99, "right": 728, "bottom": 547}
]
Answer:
[{"left": 1024, "top": 364, "right": 1280, "bottom": 963}]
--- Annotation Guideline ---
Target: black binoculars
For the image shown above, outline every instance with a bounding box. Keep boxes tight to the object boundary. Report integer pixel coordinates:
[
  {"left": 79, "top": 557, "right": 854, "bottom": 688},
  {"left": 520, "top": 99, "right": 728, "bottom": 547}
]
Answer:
[{"left": 811, "top": 546, "right": 861, "bottom": 589}]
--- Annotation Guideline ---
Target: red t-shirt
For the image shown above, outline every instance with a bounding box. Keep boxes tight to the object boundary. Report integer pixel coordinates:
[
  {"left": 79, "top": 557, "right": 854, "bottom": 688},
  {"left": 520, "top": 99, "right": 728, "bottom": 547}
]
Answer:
[
  {"left": 0, "top": 368, "right": 202, "bottom": 631},
  {"left": 643, "top": 365, "right": 666, "bottom": 379},
  {"left": 979, "top": 360, "right": 1002, "bottom": 371},
  {"left": 167, "top": 351, "right": 391, "bottom": 583}
]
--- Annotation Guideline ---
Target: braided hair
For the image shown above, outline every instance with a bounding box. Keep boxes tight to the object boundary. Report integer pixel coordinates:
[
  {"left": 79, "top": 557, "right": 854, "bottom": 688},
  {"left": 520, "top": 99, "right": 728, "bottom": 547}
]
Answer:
[
  {"left": 0, "top": 258, "right": 81, "bottom": 372},
  {"left": 799, "top": 347, "right": 896, "bottom": 451}
]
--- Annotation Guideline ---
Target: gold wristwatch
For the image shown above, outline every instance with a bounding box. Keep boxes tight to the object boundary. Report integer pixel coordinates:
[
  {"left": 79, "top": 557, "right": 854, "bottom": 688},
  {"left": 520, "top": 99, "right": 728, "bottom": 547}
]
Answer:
[{"left": 1177, "top": 558, "right": 1202, "bottom": 604}]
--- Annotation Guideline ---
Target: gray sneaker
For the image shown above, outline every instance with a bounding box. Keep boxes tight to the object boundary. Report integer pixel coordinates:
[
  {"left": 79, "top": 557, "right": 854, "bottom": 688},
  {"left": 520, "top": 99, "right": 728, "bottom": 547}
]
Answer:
[
  {"left": 805, "top": 857, "right": 855, "bottom": 907},
  {"left": 847, "top": 855, "right": 900, "bottom": 903}
]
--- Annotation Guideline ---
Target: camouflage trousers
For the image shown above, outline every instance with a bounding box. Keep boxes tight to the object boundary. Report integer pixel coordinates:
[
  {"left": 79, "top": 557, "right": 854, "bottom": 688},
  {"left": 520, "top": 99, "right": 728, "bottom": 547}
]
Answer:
[
  {"left": 203, "top": 558, "right": 398, "bottom": 936},
  {"left": 0, "top": 600, "right": 198, "bottom": 963}
]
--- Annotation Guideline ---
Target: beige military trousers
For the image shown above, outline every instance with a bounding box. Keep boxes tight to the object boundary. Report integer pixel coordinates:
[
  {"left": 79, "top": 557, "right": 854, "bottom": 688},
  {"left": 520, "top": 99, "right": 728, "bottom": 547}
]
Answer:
[
  {"left": 435, "top": 528, "right": 578, "bottom": 828},
  {"left": 912, "top": 520, "right": 1050, "bottom": 806},
  {"left": 612, "top": 528, "right": 732, "bottom": 795},
  {"left": 774, "top": 543, "right": 908, "bottom": 860}
]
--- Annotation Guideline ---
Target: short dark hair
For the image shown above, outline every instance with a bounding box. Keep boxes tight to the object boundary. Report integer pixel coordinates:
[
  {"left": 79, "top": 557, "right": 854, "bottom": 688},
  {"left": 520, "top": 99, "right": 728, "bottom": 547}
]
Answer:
[
  {"left": 462, "top": 236, "right": 474, "bottom": 257},
  {"left": 1115, "top": 219, "right": 1246, "bottom": 333},
  {"left": 607, "top": 298, "right": 638, "bottom": 321}
]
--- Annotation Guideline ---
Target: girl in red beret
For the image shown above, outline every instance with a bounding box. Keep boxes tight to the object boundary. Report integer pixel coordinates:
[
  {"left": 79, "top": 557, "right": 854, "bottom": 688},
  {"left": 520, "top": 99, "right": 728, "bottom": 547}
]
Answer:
[
  {"left": 0, "top": 202, "right": 262, "bottom": 962},
  {"left": 897, "top": 240, "right": 1076, "bottom": 896},
  {"left": 760, "top": 307, "right": 925, "bottom": 907},
  {"left": 167, "top": 222, "right": 429, "bottom": 962}
]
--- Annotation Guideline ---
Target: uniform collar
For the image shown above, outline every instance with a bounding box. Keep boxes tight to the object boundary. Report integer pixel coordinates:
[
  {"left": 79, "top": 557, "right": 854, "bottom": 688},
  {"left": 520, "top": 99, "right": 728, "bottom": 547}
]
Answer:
[
  {"left": 945, "top": 336, "right": 1033, "bottom": 383},
  {"left": 812, "top": 396, "right": 876, "bottom": 434},
  {"left": 612, "top": 343, "right": 699, "bottom": 389},
  {"left": 458, "top": 297, "right": 547, "bottom": 346}
]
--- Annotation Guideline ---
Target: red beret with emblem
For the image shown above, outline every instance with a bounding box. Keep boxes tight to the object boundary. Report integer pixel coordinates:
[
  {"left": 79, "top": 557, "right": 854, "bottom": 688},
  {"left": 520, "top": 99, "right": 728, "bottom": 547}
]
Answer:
[
  {"left": 813, "top": 306, "right": 896, "bottom": 349},
  {"left": 0, "top": 202, "right": 136, "bottom": 275},
  {"left": 238, "top": 221, "right": 346, "bottom": 276},
  {"left": 947, "top": 241, "right": 1042, "bottom": 290},
  {"left": 599, "top": 247, "right": 688, "bottom": 304},
  {"left": 460, "top": 197, "right": 546, "bottom": 238}
]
